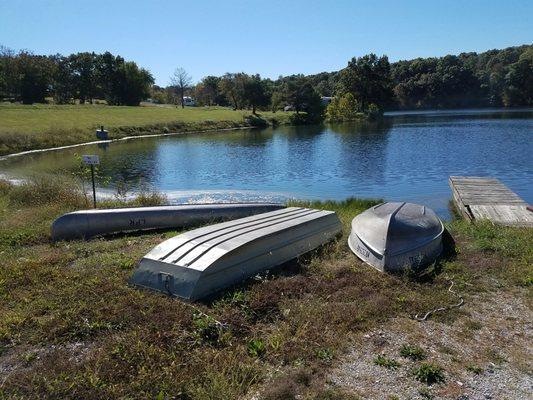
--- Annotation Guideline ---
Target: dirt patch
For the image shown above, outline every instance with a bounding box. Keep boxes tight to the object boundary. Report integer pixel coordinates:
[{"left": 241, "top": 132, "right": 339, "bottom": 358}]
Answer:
[
  {"left": 0, "top": 341, "right": 94, "bottom": 389},
  {"left": 328, "top": 290, "right": 532, "bottom": 399}
]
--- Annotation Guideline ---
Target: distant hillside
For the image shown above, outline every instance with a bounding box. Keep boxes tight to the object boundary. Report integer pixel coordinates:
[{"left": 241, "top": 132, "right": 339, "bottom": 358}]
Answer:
[{"left": 306, "top": 44, "right": 533, "bottom": 109}]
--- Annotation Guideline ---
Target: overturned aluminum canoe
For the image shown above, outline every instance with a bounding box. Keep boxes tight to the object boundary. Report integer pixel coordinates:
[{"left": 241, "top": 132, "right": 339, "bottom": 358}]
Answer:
[
  {"left": 130, "top": 207, "right": 342, "bottom": 301},
  {"left": 348, "top": 202, "right": 444, "bottom": 272},
  {"left": 51, "top": 203, "right": 284, "bottom": 241}
]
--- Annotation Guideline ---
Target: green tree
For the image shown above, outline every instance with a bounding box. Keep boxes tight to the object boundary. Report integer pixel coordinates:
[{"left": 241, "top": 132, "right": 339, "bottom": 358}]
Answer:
[
  {"left": 69, "top": 52, "right": 98, "bottom": 103},
  {"left": 244, "top": 74, "right": 269, "bottom": 114},
  {"left": 0, "top": 46, "right": 16, "bottom": 100},
  {"left": 338, "top": 54, "right": 394, "bottom": 111},
  {"left": 202, "top": 75, "right": 222, "bottom": 105},
  {"left": 503, "top": 49, "right": 533, "bottom": 106},
  {"left": 110, "top": 61, "right": 153, "bottom": 106},
  {"left": 282, "top": 77, "right": 324, "bottom": 122},
  {"left": 326, "top": 93, "right": 360, "bottom": 121},
  {"left": 219, "top": 72, "right": 248, "bottom": 110},
  {"left": 270, "top": 90, "right": 284, "bottom": 112},
  {"left": 52, "top": 55, "right": 76, "bottom": 104},
  {"left": 15, "top": 52, "right": 55, "bottom": 104}
]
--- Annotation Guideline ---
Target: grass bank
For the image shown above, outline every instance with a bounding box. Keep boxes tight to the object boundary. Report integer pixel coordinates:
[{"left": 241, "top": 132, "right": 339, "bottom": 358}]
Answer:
[
  {"left": 0, "top": 177, "right": 531, "bottom": 399},
  {"left": 0, "top": 104, "right": 293, "bottom": 156}
]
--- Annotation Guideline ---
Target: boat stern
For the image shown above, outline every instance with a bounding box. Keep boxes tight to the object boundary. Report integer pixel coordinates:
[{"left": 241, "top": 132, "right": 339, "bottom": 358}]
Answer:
[
  {"left": 129, "top": 257, "right": 202, "bottom": 300},
  {"left": 348, "top": 231, "right": 386, "bottom": 272}
]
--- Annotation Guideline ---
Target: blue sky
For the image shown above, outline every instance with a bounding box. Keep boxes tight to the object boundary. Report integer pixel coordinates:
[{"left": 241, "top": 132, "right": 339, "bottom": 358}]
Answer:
[{"left": 1, "top": 0, "right": 532, "bottom": 86}]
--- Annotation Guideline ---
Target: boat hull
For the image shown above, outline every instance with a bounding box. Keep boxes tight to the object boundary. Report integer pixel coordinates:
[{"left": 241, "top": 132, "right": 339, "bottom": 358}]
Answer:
[
  {"left": 130, "top": 207, "right": 342, "bottom": 300},
  {"left": 348, "top": 230, "right": 443, "bottom": 272},
  {"left": 51, "top": 203, "right": 284, "bottom": 241},
  {"left": 348, "top": 202, "right": 444, "bottom": 272}
]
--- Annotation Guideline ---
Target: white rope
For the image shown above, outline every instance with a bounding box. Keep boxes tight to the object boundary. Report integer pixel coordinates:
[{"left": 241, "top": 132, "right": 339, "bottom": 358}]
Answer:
[{"left": 413, "top": 279, "right": 464, "bottom": 321}]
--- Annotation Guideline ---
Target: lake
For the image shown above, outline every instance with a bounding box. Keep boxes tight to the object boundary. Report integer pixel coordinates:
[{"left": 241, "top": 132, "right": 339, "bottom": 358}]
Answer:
[{"left": 1, "top": 108, "right": 532, "bottom": 219}]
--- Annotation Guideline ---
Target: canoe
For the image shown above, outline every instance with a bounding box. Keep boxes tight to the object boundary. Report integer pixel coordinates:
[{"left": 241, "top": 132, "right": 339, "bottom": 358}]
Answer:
[
  {"left": 51, "top": 203, "right": 284, "bottom": 241},
  {"left": 348, "top": 202, "right": 444, "bottom": 272},
  {"left": 130, "top": 207, "right": 342, "bottom": 301}
]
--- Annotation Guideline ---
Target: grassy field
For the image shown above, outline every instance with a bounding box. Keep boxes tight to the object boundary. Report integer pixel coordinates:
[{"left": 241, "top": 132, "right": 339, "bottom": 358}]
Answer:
[
  {"left": 0, "top": 103, "right": 292, "bottom": 155},
  {"left": 0, "top": 176, "right": 531, "bottom": 399}
]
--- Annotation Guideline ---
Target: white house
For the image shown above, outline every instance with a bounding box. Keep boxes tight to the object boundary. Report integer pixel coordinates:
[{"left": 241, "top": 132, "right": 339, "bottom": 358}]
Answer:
[{"left": 183, "top": 96, "right": 196, "bottom": 106}]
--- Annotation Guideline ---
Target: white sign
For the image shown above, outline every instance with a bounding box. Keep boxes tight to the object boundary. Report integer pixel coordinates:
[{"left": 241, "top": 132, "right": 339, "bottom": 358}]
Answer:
[{"left": 82, "top": 155, "right": 100, "bottom": 165}]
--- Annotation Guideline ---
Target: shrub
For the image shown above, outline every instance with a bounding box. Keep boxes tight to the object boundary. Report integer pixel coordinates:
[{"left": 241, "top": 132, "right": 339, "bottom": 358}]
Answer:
[
  {"left": 130, "top": 190, "right": 167, "bottom": 206},
  {"left": 366, "top": 103, "right": 382, "bottom": 120},
  {"left": 7, "top": 175, "right": 85, "bottom": 208},
  {"left": 326, "top": 93, "right": 361, "bottom": 122},
  {"left": 245, "top": 114, "right": 268, "bottom": 127},
  {"left": 289, "top": 112, "right": 309, "bottom": 125},
  {"left": 414, "top": 362, "right": 445, "bottom": 385}
]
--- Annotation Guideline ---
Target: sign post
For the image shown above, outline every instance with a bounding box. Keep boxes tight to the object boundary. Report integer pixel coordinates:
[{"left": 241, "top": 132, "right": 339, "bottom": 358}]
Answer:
[{"left": 82, "top": 155, "right": 100, "bottom": 208}]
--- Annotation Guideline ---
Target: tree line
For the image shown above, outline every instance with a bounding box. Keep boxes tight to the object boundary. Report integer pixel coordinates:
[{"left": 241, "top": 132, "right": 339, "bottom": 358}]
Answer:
[
  {"left": 1, "top": 44, "right": 531, "bottom": 120},
  {"left": 156, "top": 44, "right": 532, "bottom": 121},
  {"left": 0, "top": 47, "right": 153, "bottom": 105},
  {"left": 313, "top": 44, "right": 533, "bottom": 112},
  {"left": 151, "top": 70, "right": 325, "bottom": 123}
]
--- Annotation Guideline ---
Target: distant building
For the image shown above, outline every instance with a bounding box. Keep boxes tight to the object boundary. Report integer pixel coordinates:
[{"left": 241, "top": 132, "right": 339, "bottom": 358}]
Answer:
[
  {"left": 321, "top": 96, "right": 333, "bottom": 105},
  {"left": 183, "top": 96, "right": 196, "bottom": 106}
]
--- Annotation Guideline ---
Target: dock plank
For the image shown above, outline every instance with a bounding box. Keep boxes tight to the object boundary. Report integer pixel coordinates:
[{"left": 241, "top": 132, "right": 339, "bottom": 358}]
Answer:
[{"left": 449, "top": 176, "right": 532, "bottom": 227}]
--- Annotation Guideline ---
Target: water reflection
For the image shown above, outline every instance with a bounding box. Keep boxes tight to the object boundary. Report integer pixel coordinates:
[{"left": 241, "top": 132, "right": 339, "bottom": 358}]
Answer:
[{"left": 329, "top": 120, "right": 393, "bottom": 190}]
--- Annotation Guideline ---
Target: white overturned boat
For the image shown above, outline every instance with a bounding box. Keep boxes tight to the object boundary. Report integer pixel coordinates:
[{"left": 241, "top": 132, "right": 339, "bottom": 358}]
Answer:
[
  {"left": 51, "top": 203, "right": 284, "bottom": 241},
  {"left": 348, "top": 202, "right": 444, "bottom": 272},
  {"left": 130, "top": 207, "right": 342, "bottom": 300}
]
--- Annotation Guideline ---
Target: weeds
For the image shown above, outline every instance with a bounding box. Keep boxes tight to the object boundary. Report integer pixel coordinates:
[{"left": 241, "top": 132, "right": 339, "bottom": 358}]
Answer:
[
  {"left": 192, "top": 312, "right": 226, "bottom": 346},
  {"left": 399, "top": 344, "right": 427, "bottom": 361},
  {"left": 317, "top": 348, "right": 334, "bottom": 363},
  {"left": 0, "top": 182, "right": 530, "bottom": 399},
  {"left": 414, "top": 362, "right": 445, "bottom": 385},
  {"left": 374, "top": 354, "right": 401, "bottom": 370},
  {"left": 247, "top": 338, "right": 266, "bottom": 358},
  {"left": 418, "top": 387, "right": 434, "bottom": 399},
  {"left": 466, "top": 364, "right": 483, "bottom": 374}
]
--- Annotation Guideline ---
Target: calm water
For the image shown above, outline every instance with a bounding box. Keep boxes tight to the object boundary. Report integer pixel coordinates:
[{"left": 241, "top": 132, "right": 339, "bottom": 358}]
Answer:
[{"left": 2, "top": 109, "right": 532, "bottom": 219}]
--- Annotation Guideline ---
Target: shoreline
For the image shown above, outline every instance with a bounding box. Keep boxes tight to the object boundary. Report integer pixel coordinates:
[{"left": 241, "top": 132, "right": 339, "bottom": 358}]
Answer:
[{"left": 0, "top": 125, "right": 259, "bottom": 161}]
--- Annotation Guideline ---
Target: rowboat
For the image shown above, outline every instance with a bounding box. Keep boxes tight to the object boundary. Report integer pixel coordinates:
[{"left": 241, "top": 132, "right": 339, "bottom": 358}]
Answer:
[
  {"left": 51, "top": 203, "right": 284, "bottom": 241},
  {"left": 348, "top": 202, "right": 444, "bottom": 272},
  {"left": 130, "top": 207, "right": 342, "bottom": 300}
]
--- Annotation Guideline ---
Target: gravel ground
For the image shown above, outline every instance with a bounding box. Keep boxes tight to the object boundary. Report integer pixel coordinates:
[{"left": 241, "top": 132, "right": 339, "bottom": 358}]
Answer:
[{"left": 328, "top": 290, "right": 532, "bottom": 399}]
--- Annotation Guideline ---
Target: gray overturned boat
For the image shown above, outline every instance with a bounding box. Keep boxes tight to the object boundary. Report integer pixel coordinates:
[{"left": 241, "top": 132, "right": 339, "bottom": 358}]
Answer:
[
  {"left": 348, "top": 202, "right": 444, "bottom": 272},
  {"left": 52, "top": 203, "right": 284, "bottom": 241},
  {"left": 130, "top": 207, "right": 342, "bottom": 300}
]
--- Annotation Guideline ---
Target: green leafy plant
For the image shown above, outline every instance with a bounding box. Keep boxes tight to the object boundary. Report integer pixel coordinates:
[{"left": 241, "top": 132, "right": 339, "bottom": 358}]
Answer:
[
  {"left": 374, "top": 354, "right": 400, "bottom": 370},
  {"left": 400, "top": 344, "right": 427, "bottom": 361},
  {"left": 247, "top": 338, "right": 266, "bottom": 358},
  {"left": 317, "top": 348, "right": 334, "bottom": 362},
  {"left": 192, "top": 312, "right": 223, "bottom": 345},
  {"left": 414, "top": 362, "right": 445, "bottom": 385}
]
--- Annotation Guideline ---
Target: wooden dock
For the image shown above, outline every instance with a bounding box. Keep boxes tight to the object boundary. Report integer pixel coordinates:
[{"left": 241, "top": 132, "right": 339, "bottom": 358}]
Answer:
[{"left": 449, "top": 176, "right": 533, "bottom": 227}]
